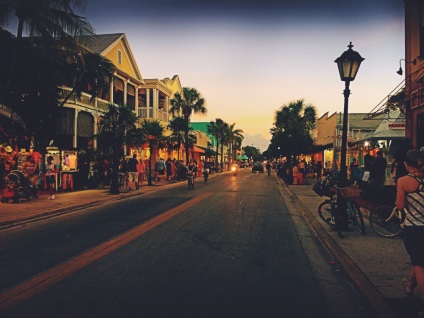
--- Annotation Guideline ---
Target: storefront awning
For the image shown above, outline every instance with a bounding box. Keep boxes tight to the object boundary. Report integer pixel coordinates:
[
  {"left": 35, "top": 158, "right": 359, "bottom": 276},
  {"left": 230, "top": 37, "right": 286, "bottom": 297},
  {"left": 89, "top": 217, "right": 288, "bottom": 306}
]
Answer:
[
  {"left": 308, "top": 143, "right": 333, "bottom": 153},
  {"left": 191, "top": 146, "right": 205, "bottom": 153},
  {"left": 196, "top": 146, "right": 219, "bottom": 155}
]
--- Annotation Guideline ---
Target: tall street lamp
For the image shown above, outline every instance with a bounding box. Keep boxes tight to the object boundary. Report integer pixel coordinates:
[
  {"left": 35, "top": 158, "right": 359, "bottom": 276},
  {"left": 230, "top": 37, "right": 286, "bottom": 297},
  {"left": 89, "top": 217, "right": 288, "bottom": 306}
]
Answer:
[{"left": 334, "top": 42, "right": 364, "bottom": 232}]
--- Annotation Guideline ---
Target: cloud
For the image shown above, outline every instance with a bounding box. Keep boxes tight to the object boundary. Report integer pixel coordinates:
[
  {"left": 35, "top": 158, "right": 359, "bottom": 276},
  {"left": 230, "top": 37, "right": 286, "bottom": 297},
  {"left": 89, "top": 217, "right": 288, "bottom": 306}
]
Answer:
[{"left": 242, "top": 133, "right": 270, "bottom": 152}]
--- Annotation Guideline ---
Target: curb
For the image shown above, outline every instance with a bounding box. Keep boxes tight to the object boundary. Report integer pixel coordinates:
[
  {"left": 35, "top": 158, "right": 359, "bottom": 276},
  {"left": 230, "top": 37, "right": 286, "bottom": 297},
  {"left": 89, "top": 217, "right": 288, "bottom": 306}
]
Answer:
[
  {"left": 0, "top": 171, "right": 227, "bottom": 230},
  {"left": 279, "top": 178, "right": 397, "bottom": 318}
]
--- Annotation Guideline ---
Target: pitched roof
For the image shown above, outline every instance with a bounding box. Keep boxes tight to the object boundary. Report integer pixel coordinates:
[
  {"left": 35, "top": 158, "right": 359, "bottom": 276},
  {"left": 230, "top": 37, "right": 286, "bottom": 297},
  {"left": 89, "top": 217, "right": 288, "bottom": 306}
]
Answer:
[
  {"left": 85, "top": 33, "right": 124, "bottom": 54},
  {"left": 336, "top": 113, "right": 381, "bottom": 130}
]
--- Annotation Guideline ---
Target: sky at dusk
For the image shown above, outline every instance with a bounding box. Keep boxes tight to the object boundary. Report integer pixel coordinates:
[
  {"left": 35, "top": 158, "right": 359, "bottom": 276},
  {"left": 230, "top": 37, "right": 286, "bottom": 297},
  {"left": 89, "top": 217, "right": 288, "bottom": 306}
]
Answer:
[{"left": 9, "top": 0, "right": 406, "bottom": 151}]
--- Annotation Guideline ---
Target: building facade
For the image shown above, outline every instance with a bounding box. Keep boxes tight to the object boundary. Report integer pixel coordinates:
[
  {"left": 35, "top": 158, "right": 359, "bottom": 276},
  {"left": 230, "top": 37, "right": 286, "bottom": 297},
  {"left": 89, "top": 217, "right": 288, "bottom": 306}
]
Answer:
[{"left": 404, "top": 0, "right": 424, "bottom": 149}]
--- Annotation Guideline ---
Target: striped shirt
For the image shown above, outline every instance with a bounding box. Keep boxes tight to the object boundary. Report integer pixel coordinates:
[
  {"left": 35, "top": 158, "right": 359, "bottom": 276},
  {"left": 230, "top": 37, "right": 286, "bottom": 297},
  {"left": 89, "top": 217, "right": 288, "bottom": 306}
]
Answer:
[{"left": 404, "top": 174, "right": 424, "bottom": 227}]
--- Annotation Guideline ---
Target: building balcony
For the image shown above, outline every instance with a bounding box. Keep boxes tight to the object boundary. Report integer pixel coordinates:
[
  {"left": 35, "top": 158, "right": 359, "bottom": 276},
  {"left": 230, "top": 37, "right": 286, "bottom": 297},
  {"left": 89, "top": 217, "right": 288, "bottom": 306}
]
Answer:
[{"left": 138, "top": 107, "right": 169, "bottom": 122}]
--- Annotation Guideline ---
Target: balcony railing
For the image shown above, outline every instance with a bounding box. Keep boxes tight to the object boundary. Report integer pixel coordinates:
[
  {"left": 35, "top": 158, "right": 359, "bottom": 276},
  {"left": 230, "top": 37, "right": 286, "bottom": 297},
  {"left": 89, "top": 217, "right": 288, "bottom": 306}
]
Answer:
[
  {"left": 138, "top": 107, "right": 169, "bottom": 122},
  {"left": 157, "top": 109, "right": 168, "bottom": 122},
  {"left": 58, "top": 87, "right": 110, "bottom": 113}
]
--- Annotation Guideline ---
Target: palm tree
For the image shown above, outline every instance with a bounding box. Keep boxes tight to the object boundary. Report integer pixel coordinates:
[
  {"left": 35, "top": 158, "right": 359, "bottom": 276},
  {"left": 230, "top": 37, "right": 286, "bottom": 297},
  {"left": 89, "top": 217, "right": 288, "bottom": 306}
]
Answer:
[
  {"left": 1, "top": 0, "right": 96, "bottom": 90},
  {"left": 226, "top": 123, "right": 244, "bottom": 163},
  {"left": 207, "top": 118, "right": 227, "bottom": 171},
  {"left": 167, "top": 116, "right": 187, "bottom": 160},
  {"left": 0, "top": 0, "right": 96, "bottom": 169},
  {"left": 219, "top": 122, "right": 230, "bottom": 171},
  {"left": 95, "top": 103, "right": 143, "bottom": 194},
  {"left": 60, "top": 51, "right": 115, "bottom": 107},
  {"left": 169, "top": 87, "right": 207, "bottom": 164},
  {"left": 139, "top": 119, "right": 166, "bottom": 186},
  {"left": 0, "top": 0, "right": 95, "bottom": 41},
  {"left": 272, "top": 99, "right": 317, "bottom": 163}
]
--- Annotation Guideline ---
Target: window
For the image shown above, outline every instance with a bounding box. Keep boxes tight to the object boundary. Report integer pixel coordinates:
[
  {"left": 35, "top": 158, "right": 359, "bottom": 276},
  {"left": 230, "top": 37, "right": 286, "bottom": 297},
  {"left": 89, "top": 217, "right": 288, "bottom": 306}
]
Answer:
[
  {"left": 113, "top": 78, "right": 124, "bottom": 105},
  {"left": 149, "top": 90, "right": 154, "bottom": 107},
  {"left": 127, "top": 84, "right": 135, "bottom": 110},
  {"left": 117, "top": 50, "right": 122, "bottom": 64}
]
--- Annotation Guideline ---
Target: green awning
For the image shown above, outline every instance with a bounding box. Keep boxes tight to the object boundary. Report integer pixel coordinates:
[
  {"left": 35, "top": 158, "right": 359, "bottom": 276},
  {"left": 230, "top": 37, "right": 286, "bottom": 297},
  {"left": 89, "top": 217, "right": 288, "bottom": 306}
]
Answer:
[{"left": 197, "top": 146, "right": 219, "bottom": 155}]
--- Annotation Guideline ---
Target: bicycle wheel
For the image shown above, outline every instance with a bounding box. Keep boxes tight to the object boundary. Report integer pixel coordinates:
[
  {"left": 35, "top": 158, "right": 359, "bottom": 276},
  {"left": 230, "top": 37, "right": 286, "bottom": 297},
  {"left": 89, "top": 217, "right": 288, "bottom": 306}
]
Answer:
[
  {"left": 318, "top": 201, "right": 336, "bottom": 226},
  {"left": 347, "top": 201, "right": 365, "bottom": 234},
  {"left": 369, "top": 205, "right": 402, "bottom": 238}
]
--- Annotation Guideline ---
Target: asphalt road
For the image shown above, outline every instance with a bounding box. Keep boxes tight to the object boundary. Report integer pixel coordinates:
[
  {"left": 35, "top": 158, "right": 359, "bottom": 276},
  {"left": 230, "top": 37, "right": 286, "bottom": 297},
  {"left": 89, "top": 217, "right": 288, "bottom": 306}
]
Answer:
[{"left": 0, "top": 169, "right": 373, "bottom": 318}]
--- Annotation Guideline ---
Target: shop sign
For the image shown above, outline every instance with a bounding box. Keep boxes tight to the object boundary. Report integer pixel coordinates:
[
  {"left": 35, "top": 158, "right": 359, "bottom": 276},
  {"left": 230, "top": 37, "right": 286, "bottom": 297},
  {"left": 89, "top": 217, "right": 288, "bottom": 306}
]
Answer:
[{"left": 388, "top": 123, "right": 405, "bottom": 129}]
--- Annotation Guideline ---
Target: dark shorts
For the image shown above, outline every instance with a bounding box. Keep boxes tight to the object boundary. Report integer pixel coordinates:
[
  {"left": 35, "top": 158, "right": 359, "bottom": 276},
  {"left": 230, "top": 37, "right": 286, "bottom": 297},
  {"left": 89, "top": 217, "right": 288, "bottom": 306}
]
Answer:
[
  {"left": 158, "top": 169, "right": 165, "bottom": 176},
  {"left": 46, "top": 175, "right": 55, "bottom": 185},
  {"left": 404, "top": 226, "right": 424, "bottom": 266}
]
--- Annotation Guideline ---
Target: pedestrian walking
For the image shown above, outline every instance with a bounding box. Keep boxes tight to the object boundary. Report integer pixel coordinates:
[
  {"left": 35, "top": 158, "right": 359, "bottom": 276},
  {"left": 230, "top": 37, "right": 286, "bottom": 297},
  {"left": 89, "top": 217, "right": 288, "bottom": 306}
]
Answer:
[
  {"left": 372, "top": 150, "right": 387, "bottom": 185},
  {"left": 166, "top": 158, "right": 172, "bottom": 181},
  {"left": 395, "top": 150, "right": 424, "bottom": 316},
  {"left": 46, "top": 156, "right": 56, "bottom": 200},
  {"left": 155, "top": 158, "right": 165, "bottom": 181},
  {"left": 349, "top": 158, "right": 361, "bottom": 184},
  {"left": 136, "top": 158, "right": 145, "bottom": 189},
  {"left": 362, "top": 153, "right": 374, "bottom": 183},
  {"left": 391, "top": 144, "right": 410, "bottom": 184}
]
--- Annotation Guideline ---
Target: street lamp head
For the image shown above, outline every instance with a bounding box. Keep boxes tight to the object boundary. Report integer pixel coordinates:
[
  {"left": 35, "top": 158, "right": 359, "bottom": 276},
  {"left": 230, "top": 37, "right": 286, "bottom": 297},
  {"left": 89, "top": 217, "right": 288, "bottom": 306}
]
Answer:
[
  {"left": 397, "top": 58, "right": 417, "bottom": 76},
  {"left": 107, "top": 106, "right": 120, "bottom": 124},
  {"left": 335, "top": 42, "right": 365, "bottom": 82}
]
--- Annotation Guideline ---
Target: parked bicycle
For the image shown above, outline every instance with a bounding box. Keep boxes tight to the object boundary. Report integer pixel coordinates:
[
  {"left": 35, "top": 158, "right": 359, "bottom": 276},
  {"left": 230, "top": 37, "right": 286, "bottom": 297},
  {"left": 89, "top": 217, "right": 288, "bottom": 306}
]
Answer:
[
  {"left": 369, "top": 205, "right": 405, "bottom": 238},
  {"left": 313, "top": 176, "right": 365, "bottom": 234}
]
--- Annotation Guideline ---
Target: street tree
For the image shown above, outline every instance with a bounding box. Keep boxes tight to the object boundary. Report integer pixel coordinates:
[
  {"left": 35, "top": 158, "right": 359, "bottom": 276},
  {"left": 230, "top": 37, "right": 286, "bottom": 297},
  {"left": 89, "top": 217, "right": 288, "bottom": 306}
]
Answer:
[
  {"left": 60, "top": 51, "right": 115, "bottom": 107},
  {"left": 0, "top": 0, "right": 96, "bottom": 161},
  {"left": 242, "top": 145, "right": 261, "bottom": 162},
  {"left": 226, "top": 123, "right": 244, "bottom": 163},
  {"left": 138, "top": 119, "right": 166, "bottom": 186},
  {"left": 0, "top": 0, "right": 94, "bottom": 41},
  {"left": 96, "top": 103, "right": 144, "bottom": 159},
  {"left": 169, "top": 87, "right": 207, "bottom": 164},
  {"left": 167, "top": 116, "right": 197, "bottom": 162},
  {"left": 271, "top": 99, "right": 316, "bottom": 164},
  {"left": 207, "top": 118, "right": 226, "bottom": 170}
]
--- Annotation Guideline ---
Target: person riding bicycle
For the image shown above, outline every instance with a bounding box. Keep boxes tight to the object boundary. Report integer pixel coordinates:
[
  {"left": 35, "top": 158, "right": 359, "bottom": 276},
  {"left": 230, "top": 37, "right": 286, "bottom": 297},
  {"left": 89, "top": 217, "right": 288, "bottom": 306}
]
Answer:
[{"left": 187, "top": 159, "right": 197, "bottom": 184}]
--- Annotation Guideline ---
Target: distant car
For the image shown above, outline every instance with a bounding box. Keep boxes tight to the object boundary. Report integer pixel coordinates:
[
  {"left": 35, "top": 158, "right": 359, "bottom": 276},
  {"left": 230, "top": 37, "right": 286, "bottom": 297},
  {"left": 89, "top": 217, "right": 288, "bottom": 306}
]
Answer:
[
  {"left": 252, "top": 162, "right": 264, "bottom": 173},
  {"left": 239, "top": 161, "right": 248, "bottom": 168}
]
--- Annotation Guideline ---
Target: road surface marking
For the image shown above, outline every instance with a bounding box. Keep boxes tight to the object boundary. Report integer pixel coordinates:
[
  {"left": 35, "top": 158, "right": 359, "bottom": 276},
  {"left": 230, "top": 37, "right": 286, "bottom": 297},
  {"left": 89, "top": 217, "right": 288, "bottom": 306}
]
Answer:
[{"left": 0, "top": 192, "right": 211, "bottom": 311}]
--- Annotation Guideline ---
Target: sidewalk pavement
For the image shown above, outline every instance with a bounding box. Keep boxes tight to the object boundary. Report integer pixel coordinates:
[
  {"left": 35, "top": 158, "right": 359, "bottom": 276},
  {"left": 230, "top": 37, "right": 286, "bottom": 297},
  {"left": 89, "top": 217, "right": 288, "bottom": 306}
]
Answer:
[
  {"left": 0, "top": 180, "right": 178, "bottom": 229},
  {"left": 284, "top": 179, "right": 419, "bottom": 318},
  {"left": 0, "top": 172, "right": 419, "bottom": 317}
]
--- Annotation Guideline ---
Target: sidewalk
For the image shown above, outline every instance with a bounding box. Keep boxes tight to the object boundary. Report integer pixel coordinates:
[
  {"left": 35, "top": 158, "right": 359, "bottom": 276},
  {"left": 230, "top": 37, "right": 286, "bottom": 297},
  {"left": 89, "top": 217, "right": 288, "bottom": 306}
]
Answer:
[
  {"left": 0, "top": 172, "right": 420, "bottom": 317},
  {"left": 0, "top": 172, "right": 216, "bottom": 228},
  {"left": 0, "top": 180, "right": 179, "bottom": 229},
  {"left": 284, "top": 179, "right": 420, "bottom": 318}
]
